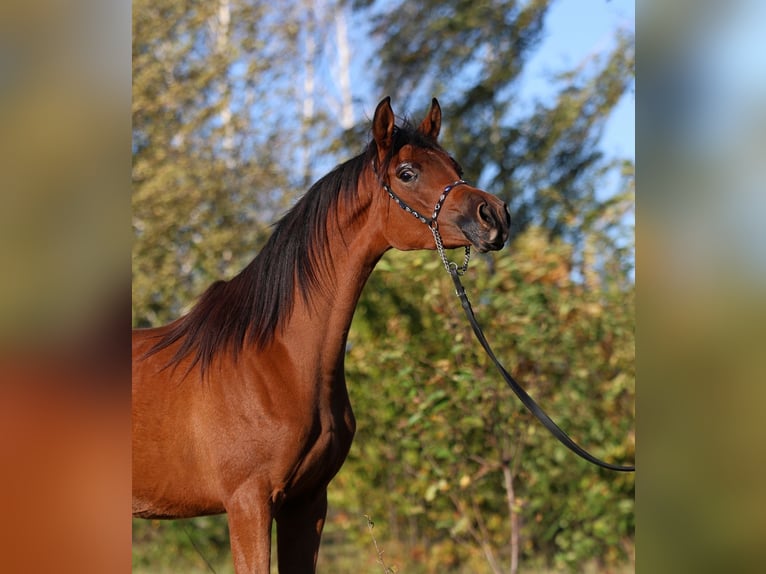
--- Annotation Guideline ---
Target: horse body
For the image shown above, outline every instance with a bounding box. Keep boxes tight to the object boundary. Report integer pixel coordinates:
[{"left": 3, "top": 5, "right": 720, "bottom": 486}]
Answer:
[{"left": 133, "top": 97, "right": 510, "bottom": 573}]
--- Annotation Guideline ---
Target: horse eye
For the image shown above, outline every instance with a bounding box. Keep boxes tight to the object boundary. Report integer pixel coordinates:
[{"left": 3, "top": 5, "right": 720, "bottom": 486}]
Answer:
[{"left": 397, "top": 168, "right": 416, "bottom": 183}]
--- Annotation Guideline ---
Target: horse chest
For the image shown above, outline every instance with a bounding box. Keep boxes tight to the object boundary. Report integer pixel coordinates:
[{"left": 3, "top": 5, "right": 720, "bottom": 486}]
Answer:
[{"left": 284, "top": 403, "right": 356, "bottom": 497}]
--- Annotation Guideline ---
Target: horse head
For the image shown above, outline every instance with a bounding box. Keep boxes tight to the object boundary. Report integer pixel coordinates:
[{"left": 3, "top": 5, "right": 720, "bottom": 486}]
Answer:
[{"left": 372, "top": 96, "right": 511, "bottom": 253}]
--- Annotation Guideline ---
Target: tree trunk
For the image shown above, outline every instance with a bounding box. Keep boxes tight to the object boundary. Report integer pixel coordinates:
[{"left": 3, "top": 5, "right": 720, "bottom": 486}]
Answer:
[
  {"left": 334, "top": 3, "right": 354, "bottom": 129},
  {"left": 214, "top": 0, "right": 234, "bottom": 168},
  {"left": 502, "top": 461, "right": 520, "bottom": 574},
  {"left": 301, "top": 1, "right": 316, "bottom": 188}
]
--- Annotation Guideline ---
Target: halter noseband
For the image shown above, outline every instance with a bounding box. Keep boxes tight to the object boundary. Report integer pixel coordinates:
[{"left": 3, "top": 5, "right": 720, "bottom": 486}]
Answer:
[
  {"left": 382, "top": 178, "right": 471, "bottom": 275},
  {"left": 383, "top": 179, "right": 466, "bottom": 228}
]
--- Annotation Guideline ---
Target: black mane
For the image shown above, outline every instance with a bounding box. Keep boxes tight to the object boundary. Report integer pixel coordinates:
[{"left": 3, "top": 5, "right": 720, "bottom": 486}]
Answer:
[{"left": 146, "top": 121, "right": 443, "bottom": 375}]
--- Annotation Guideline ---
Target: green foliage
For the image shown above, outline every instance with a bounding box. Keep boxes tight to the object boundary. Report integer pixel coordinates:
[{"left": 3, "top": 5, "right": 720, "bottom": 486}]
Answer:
[
  {"left": 335, "top": 226, "right": 634, "bottom": 572},
  {"left": 132, "top": 0, "right": 317, "bottom": 327},
  {"left": 132, "top": 515, "right": 232, "bottom": 572},
  {"left": 131, "top": 228, "right": 635, "bottom": 572}
]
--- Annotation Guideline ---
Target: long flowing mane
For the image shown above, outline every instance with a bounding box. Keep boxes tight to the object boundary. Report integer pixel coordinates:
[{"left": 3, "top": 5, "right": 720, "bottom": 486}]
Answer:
[{"left": 145, "top": 121, "right": 443, "bottom": 375}]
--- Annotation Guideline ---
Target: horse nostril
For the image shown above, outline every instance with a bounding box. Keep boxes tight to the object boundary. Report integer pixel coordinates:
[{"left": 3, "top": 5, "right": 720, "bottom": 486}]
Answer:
[
  {"left": 478, "top": 202, "right": 493, "bottom": 224},
  {"left": 504, "top": 203, "right": 511, "bottom": 227}
]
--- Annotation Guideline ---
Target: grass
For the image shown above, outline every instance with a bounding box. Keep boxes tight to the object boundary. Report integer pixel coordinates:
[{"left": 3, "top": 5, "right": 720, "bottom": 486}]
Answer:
[
  {"left": 132, "top": 515, "right": 634, "bottom": 573},
  {"left": 133, "top": 536, "right": 635, "bottom": 574}
]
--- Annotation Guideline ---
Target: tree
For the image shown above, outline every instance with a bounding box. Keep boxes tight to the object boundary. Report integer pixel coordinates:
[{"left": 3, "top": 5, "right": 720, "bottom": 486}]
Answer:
[
  {"left": 132, "top": 0, "right": 359, "bottom": 327},
  {"left": 364, "top": 0, "right": 634, "bottom": 247},
  {"left": 133, "top": 0, "right": 286, "bottom": 326},
  {"left": 340, "top": 225, "right": 634, "bottom": 572}
]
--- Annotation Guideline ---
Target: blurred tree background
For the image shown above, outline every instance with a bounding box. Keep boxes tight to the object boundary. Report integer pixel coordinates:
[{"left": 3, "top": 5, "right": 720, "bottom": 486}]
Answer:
[{"left": 132, "top": 0, "right": 634, "bottom": 572}]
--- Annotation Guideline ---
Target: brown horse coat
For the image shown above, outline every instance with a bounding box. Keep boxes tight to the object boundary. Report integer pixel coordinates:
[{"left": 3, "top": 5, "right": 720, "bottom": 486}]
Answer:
[{"left": 132, "top": 97, "right": 509, "bottom": 573}]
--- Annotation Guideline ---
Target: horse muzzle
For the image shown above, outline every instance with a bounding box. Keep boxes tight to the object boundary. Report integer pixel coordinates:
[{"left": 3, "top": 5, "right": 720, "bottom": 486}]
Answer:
[{"left": 460, "top": 198, "right": 511, "bottom": 252}]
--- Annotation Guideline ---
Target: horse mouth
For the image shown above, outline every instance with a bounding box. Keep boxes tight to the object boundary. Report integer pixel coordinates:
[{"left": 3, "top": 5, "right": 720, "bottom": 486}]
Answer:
[{"left": 466, "top": 231, "right": 507, "bottom": 253}]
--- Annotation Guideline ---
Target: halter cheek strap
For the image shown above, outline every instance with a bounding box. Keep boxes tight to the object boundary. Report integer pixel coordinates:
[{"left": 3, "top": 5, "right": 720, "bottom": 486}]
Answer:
[{"left": 382, "top": 179, "right": 472, "bottom": 275}]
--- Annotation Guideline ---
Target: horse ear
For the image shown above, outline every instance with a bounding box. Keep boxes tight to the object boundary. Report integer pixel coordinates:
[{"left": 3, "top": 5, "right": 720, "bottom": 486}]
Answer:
[
  {"left": 418, "top": 97, "right": 441, "bottom": 141},
  {"left": 372, "top": 97, "right": 395, "bottom": 157}
]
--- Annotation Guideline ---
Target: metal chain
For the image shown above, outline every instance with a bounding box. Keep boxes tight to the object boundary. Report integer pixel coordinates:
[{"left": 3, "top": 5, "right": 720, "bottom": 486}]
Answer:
[{"left": 430, "top": 224, "right": 471, "bottom": 275}]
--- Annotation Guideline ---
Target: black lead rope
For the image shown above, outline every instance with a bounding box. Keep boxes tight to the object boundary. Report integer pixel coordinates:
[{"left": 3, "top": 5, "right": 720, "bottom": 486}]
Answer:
[
  {"left": 448, "top": 265, "right": 635, "bottom": 472},
  {"left": 381, "top": 176, "right": 634, "bottom": 471}
]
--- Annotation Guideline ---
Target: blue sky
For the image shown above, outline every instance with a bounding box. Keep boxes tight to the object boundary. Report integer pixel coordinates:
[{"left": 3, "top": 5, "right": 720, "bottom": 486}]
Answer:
[
  {"left": 520, "top": 0, "right": 635, "bottom": 161},
  {"left": 350, "top": 0, "right": 635, "bottom": 173}
]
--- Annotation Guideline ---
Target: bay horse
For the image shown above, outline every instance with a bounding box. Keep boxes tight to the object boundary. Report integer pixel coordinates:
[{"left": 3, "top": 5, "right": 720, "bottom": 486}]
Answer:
[{"left": 132, "top": 97, "right": 510, "bottom": 573}]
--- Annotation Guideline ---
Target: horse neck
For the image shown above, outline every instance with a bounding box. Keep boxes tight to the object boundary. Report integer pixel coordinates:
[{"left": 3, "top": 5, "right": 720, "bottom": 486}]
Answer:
[{"left": 274, "top": 173, "right": 388, "bottom": 376}]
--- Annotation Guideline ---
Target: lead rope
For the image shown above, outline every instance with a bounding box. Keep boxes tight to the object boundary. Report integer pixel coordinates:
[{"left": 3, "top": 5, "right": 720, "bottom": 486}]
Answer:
[
  {"left": 446, "top": 263, "right": 635, "bottom": 472},
  {"left": 383, "top": 177, "right": 634, "bottom": 471}
]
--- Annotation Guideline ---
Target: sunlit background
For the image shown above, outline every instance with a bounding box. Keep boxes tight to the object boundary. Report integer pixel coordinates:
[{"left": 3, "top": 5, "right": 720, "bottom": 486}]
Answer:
[
  {"left": 130, "top": 0, "right": 636, "bottom": 569},
  {"left": 1, "top": 0, "right": 764, "bottom": 571}
]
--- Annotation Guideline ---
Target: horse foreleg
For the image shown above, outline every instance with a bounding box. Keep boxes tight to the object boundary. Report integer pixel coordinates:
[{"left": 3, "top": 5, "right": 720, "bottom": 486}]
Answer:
[
  {"left": 226, "top": 485, "right": 274, "bottom": 574},
  {"left": 275, "top": 489, "right": 328, "bottom": 574}
]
